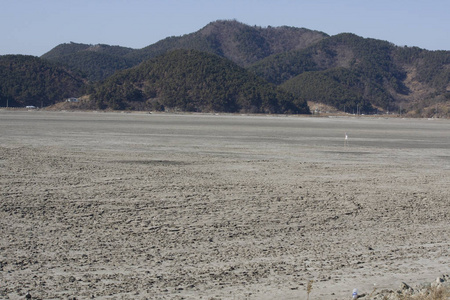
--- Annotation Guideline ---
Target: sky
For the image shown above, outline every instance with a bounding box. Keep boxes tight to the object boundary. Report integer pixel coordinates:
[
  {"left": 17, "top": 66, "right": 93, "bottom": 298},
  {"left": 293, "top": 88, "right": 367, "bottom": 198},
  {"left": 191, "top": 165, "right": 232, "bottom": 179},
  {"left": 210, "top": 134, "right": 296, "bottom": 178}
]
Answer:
[{"left": 1, "top": 0, "right": 449, "bottom": 56}]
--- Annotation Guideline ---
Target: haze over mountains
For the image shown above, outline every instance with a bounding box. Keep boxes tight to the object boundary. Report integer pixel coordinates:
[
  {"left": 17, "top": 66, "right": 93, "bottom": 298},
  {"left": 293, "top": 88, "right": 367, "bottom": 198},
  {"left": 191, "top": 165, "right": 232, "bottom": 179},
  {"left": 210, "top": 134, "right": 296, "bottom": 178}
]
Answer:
[{"left": 1, "top": 20, "right": 449, "bottom": 116}]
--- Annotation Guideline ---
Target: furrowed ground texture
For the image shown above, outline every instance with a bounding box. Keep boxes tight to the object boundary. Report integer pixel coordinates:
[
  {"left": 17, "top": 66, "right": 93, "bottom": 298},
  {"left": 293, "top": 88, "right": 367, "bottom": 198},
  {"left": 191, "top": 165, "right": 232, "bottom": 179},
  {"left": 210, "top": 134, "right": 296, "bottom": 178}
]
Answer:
[{"left": 0, "top": 111, "right": 449, "bottom": 299}]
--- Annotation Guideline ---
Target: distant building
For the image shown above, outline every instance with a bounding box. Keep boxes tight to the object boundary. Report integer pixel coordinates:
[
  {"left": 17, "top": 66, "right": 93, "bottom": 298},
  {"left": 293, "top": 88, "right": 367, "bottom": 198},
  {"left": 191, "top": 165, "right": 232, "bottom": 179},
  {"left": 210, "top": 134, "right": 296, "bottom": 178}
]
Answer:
[{"left": 66, "top": 97, "right": 79, "bottom": 102}]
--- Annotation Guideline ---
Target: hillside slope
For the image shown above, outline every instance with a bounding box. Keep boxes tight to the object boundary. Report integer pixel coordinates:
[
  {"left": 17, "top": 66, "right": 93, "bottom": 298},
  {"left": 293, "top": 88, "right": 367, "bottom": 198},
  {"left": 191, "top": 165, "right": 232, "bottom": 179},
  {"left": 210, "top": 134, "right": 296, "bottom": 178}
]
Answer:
[
  {"left": 126, "top": 20, "right": 329, "bottom": 67},
  {"left": 251, "top": 33, "right": 450, "bottom": 115},
  {"left": 41, "top": 20, "right": 328, "bottom": 81},
  {"left": 41, "top": 43, "right": 138, "bottom": 81},
  {"left": 0, "top": 55, "right": 87, "bottom": 107},
  {"left": 29, "top": 21, "right": 450, "bottom": 116},
  {"left": 93, "top": 49, "right": 309, "bottom": 114}
]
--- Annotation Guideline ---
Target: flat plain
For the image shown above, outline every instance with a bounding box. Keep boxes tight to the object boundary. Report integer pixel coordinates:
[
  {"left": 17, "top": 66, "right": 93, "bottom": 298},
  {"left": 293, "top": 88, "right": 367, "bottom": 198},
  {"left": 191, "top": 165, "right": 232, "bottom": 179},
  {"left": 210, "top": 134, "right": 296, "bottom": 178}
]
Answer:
[{"left": 1, "top": 110, "right": 449, "bottom": 299}]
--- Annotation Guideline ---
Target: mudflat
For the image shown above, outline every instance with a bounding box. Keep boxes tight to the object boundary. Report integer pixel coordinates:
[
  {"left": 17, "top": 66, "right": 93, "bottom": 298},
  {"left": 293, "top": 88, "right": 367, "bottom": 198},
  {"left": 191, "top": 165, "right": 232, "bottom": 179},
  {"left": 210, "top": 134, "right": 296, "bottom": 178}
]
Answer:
[{"left": 1, "top": 111, "right": 449, "bottom": 300}]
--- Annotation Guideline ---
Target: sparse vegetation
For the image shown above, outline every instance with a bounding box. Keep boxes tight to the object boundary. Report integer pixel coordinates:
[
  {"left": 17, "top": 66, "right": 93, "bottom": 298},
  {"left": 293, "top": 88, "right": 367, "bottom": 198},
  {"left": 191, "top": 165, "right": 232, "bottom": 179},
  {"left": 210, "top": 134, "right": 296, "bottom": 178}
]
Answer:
[
  {"left": 390, "top": 285, "right": 449, "bottom": 300},
  {"left": 306, "top": 280, "right": 314, "bottom": 300},
  {"left": 362, "top": 281, "right": 449, "bottom": 300}
]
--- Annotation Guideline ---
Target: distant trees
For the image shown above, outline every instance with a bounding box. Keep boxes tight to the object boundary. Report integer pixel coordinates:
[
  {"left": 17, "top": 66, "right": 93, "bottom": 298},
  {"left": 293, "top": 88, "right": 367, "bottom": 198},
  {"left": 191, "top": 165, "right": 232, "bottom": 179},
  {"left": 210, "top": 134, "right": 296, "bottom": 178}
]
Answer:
[
  {"left": 0, "top": 55, "right": 86, "bottom": 107},
  {"left": 2, "top": 20, "right": 448, "bottom": 114},
  {"left": 252, "top": 33, "right": 423, "bottom": 113},
  {"left": 395, "top": 47, "right": 450, "bottom": 90},
  {"left": 42, "top": 20, "right": 327, "bottom": 81},
  {"left": 93, "top": 49, "right": 309, "bottom": 114},
  {"left": 41, "top": 44, "right": 138, "bottom": 81},
  {"left": 234, "top": 26, "right": 271, "bottom": 63}
]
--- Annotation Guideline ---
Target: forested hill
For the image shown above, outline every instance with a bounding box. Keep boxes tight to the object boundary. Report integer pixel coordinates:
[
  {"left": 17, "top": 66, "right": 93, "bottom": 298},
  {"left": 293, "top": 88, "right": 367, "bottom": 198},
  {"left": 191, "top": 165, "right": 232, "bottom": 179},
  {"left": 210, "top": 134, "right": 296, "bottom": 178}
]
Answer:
[
  {"left": 6, "top": 19, "right": 449, "bottom": 116},
  {"left": 250, "top": 33, "right": 450, "bottom": 115},
  {"left": 41, "top": 42, "right": 138, "bottom": 81},
  {"left": 93, "top": 49, "right": 310, "bottom": 114},
  {"left": 125, "top": 20, "right": 329, "bottom": 67},
  {"left": 0, "top": 55, "right": 87, "bottom": 108},
  {"left": 41, "top": 42, "right": 135, "bottom": 60},
  {"left": 41, "top": 20, "right": 328, "bottom": 81}
]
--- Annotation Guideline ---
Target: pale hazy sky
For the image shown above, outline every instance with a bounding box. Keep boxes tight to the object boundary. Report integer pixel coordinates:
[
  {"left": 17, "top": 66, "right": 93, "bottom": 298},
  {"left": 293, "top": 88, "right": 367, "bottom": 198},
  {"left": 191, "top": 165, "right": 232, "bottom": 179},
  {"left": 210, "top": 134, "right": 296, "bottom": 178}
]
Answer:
[{"left": 1, "top": 0, "right": 449, "bottom": 56}]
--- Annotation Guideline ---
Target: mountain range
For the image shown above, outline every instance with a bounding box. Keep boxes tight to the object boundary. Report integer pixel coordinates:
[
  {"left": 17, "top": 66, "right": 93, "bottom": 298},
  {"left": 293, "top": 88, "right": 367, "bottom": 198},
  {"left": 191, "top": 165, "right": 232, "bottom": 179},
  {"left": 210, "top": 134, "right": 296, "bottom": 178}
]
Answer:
[{"left": 1, "top": 20, "right": 449, "bottom": 116}]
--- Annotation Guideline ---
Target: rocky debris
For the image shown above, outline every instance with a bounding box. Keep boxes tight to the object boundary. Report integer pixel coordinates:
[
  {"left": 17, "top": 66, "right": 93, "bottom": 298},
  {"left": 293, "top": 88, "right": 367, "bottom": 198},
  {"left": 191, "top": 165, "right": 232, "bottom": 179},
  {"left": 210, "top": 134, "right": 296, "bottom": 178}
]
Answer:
[
  {"left": 436, "top": 275, "right": 449, "bottom": 284},
  {"left": 401, "top": 281, "right": 414, "bottom": 294},
  {"left": 362, "top": 275, "right": 449, "bottom": 299}
]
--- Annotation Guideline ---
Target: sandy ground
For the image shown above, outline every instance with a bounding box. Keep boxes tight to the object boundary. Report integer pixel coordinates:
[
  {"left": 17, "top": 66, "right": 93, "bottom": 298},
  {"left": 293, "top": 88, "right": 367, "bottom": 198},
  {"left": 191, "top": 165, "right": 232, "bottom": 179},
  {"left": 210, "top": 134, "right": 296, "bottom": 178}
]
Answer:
[{"left": 0, "top": 110, "right": 449, "bottom": 300}]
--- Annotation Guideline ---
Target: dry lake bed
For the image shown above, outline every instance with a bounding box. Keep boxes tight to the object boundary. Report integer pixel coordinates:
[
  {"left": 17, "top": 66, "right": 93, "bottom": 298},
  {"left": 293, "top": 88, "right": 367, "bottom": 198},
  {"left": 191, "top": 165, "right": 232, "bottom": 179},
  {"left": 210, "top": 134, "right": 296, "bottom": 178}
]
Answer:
[{"left": 0, "top": 110, "right": 449, "bottom": 299}]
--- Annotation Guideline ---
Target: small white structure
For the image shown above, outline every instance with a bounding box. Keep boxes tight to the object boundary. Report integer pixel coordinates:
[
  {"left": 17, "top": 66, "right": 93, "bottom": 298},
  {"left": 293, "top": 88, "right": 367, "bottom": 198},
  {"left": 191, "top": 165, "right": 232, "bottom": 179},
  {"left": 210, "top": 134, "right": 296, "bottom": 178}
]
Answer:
[{"left": 26, "top": 105, "right": 36, "bottom": 109}]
